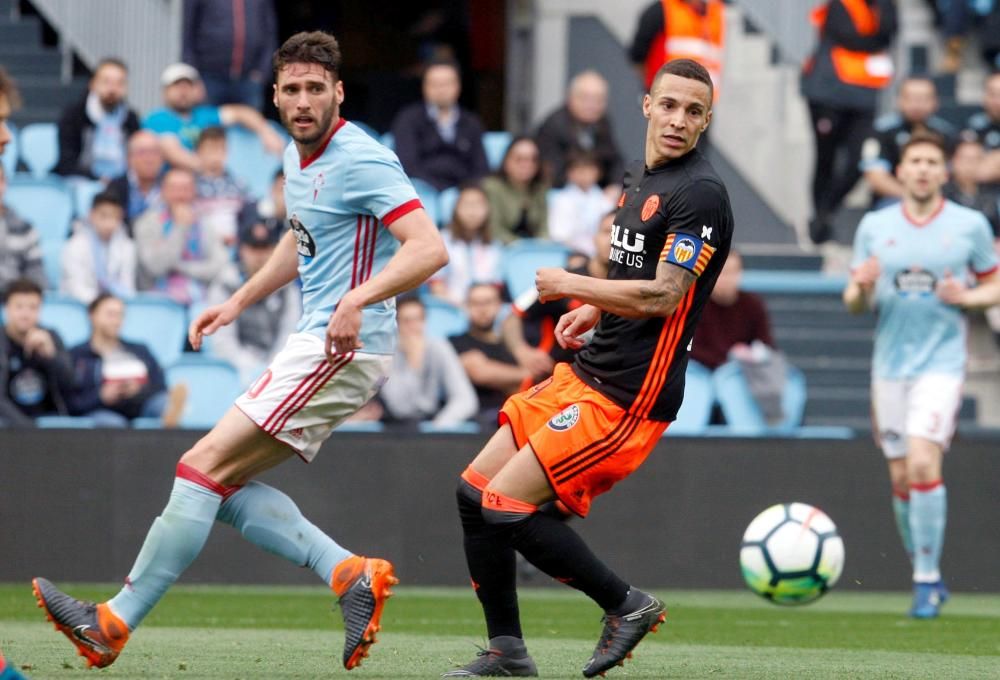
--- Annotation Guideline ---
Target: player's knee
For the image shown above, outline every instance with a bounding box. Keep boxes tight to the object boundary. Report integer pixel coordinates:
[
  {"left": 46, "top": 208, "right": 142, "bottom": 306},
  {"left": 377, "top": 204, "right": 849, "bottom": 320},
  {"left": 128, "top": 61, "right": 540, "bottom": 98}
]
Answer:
[
  {"left": 907, "top": 459, "right": 939, "bottom": 484},
  {"left": 480, "top": 485, "right": 537, "bottom": 526}
]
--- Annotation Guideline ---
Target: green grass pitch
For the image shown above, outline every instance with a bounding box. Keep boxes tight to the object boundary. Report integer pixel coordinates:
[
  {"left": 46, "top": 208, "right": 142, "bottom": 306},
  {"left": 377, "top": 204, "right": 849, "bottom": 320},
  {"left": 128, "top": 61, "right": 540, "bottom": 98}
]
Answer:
[{"left": 1, "top": 584, "right": 998, "bottom": 679}]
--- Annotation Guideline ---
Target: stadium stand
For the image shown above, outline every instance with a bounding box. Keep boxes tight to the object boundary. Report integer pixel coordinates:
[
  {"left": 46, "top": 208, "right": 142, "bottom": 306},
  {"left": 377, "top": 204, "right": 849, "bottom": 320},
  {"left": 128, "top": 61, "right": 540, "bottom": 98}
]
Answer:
[
  {"left": 500, "top": 238, "right": 570, "bottom": 299},
  {"left": 17, "top": 122, "right": 58, "bottom": 178},
  {"left": 224, "top": 123, "right": 286, "bottom": 200},
  {"left": 409, "top": 176, "right": 440, "bottom": 226},
  {"left": 713, "top": 360, "right": 807, "bottom": 435},
  {"left": 422, "top": 296, "right": 469, "bottom": 339},
  {"left": 119, "top": 295, "right": 188, "bottom": 368},
  {"left": 0, "top": 122, "right": 15, "bottom": 175},
  {"left": 482, "top": 130, "right": 512, "bottom": 170},
  {"left": 37, "top": 293, "right": 89, "bottom": 348},
  {"left": 163, "top": 355, "right": 242, "bottom": 429},
  {"left": 437, "top": 185, "right": 459, "bottom": 228}
]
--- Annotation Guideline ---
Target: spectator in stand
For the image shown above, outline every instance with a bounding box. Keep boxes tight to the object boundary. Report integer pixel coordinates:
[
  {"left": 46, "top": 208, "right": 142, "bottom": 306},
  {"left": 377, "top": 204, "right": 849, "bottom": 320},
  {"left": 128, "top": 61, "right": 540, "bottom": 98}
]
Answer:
[
  {"left": 480, "top": 135, "right": 549, "bottom": 243},
  {"left": 379, "top": 295, "right": 477, "bottom": 429},
  {"left": 194, "top": 126, "right": 250, "bottom": 248},
  {"left": 205, "top": 215, "right": 300, "bottom": 389},
  {"left": 66, "top": 293, "right": 185, "bottom": 427},
  {"left": 801, "top": 0, "right": 897, "bottom": 244},
  {"left": 0, "top": 165, "right": 46, "bottom": 291},
  {"left": 0, "top": 66, "right": 18, "bottom": 157},
  {"left": 502, "top": 211, "right": 612, "bottom": 388},
  {"left": 54, "top": 58, "right": 140, "bottom": 183},
  {"left": 690, "top": 250, "right": 775, "bottom": 370},
  {"left": 107, "top": 130, "right": 164, "bottom": 230},
  {"left": 134, "top": 167, "right": 228, "bottom": 305},
  {"left": 628, "top": 0, "right": 725, "bottom": 95},
  {"left": 860, "top": 75, "right": 956, "bottom": 209},
  {"left": 450, "top": 282, "right": 529, "bottom": 427},
  {"left": 391, "top": 58, "right": 489, "bottom": 191},
  {"left": 182, "top": 0, "right": 277, "bottom": 110},
  {"left": 966, "top": 71, "right": 1000, "bottom": 187},
  {"left": 535, "top": 70, "right": 623, "bottom": 192},
  {"left": 982, "top": 3, "right": 1000, "bottom": 69},
  {"left": 60, "top": 192, "right": 136, "bottom": 304},
  {"left": 944, "top": 138, "right": 1000, "bottom": 236},
  {"left": 428, "top": 182, "right": 502, "bottom": 307},
  {"left": 548, "top": 149, "right": 613, "bottom": 257},
  {"left": 0, "top": 278, "right": 75, "bottom": 426},
  {"left": 236, "top": 168, "right": 286, "bottom": 244},
  {"left": 143, "top": 63, "right": 284, "bottom": 172}
]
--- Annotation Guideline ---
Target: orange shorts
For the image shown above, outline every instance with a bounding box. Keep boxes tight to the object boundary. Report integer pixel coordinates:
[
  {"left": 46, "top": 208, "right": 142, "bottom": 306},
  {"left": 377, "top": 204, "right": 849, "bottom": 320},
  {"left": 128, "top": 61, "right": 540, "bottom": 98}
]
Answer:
[{"left": 499, "top": 363, "right": 668, "bottom": 517}]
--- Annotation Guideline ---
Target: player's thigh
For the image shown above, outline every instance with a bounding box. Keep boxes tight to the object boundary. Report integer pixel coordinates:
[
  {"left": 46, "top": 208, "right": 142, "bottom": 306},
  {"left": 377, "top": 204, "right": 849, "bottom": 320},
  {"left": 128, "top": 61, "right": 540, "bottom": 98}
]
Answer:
[
  {"left": 468, "top": 423, "right": 519, "bottom": 479},
  {"left": 486, "top": 443, "right": 557, "bottom": 506},
  {"left": 872, "top": 378, "right": 907, "bottom": 460},
  {"left": 905, "top": 436, "right": 943, "bottom": 483},
  {"left": 180, "top": 406, "right": 295, "bottom": 486},
  {"left": 904, "top": 374, "right": 962, "bottom": 454}
]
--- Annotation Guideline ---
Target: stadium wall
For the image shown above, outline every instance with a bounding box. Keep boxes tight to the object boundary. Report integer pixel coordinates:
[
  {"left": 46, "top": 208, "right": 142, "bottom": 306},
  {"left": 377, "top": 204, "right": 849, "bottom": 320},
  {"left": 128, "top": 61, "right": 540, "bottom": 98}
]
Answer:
[{"left": 1, "top": 430, "right": 998, "bottom": 593}]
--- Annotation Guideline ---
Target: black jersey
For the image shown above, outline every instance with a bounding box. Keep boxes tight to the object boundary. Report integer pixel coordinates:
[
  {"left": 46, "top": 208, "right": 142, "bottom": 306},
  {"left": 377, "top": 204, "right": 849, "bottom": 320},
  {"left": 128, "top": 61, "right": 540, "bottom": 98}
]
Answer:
[{"left": 572, "top": 149, "right": 733, "bottom": 422}]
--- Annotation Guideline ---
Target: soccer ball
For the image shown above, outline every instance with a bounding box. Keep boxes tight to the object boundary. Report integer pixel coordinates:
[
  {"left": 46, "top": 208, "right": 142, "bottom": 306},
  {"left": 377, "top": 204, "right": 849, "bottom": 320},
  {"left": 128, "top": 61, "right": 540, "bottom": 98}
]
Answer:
[{"left": 739, "top": 502, "right": 845, "bottom": 605}]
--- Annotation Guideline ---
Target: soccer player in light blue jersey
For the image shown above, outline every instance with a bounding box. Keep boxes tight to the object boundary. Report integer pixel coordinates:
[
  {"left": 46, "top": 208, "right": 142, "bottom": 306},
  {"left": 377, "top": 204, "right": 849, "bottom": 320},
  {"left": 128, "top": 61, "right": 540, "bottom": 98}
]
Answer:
[
  {"left": 32, "top": 31, "right": 448, "bottom": 671},
  {"left": 844, "top": 132, "right": 1000, "bottom": 618}
]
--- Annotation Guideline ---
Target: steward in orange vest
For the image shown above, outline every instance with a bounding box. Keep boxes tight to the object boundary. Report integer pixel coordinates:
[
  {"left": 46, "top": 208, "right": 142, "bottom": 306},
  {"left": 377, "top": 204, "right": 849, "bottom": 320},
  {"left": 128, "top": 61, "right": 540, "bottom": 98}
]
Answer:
[{"left": 629, "top": 0, "right": 724, "bottom": 96}]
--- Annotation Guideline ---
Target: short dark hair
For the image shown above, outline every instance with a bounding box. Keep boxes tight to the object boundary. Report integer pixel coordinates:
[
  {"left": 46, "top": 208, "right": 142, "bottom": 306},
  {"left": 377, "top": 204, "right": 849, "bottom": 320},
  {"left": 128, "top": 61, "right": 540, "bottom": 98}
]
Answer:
[
  {"left": 899, "top": 131, "right": 948, "bottom": 162},
  {"left": 650, "top": 58, "right": 714, "bottom": 103},
  {"left": 196, "top": 126, "right": 227, "bottom": 148},
  {"left": 0, "top": 66, "right": 22, "bottom": 110},
  {"left": 91, "top": 191, "right": 124, "bottom": 212},
  {"left": 273, "top": 31, "right": 342, "bottom": 82},
  {"left": 565, "top": 148, "right": 601, "bottom": 170},
  {"left": 3, "top": 277, "right": 43, "bottom": 303},
  {"left": 95, "top": 57, "right": 128, "bottom": 75},
  {"left": 87, "top": 292, "right": 120, "bottom": 315},
  {"left": 422, "top": 58, "right": 461, "bottom": 80},
  {"left": 396, "top": 293, "right": 424, "bottom": 312}
]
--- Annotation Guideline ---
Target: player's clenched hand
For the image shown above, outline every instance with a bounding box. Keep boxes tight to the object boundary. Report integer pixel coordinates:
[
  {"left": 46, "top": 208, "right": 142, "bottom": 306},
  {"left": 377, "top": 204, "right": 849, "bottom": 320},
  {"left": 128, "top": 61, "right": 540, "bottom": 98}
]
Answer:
[
  {"left": 536, "top": 267, "right": 570, "bottom": 303},
  {"left": 935, "top": 270, "right": 968, "bottom": 306},
  {"left": 851, "top": 256, "right": 880, "bottom": 288},
  {"left": 325, "top": 299, "right": 364, "bottom": 360},
  {"left": 189, "top": 300, "right": 240, "bottom": 350},
  {"left": 555, "top": 304, "right": 601, "bottom": 350}
]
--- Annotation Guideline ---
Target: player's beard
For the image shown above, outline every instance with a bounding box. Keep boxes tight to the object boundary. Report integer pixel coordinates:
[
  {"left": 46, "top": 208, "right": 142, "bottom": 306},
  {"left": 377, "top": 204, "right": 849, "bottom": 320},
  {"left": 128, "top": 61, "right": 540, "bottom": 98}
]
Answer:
[{"left": 284, "top": 106, "right": 336, "bottom": 147}]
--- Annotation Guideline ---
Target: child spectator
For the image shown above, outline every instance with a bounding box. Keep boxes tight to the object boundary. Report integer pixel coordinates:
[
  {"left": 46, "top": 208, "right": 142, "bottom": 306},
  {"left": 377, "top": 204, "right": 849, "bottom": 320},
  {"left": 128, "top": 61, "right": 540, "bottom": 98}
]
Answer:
[
  {"left": 194, "top": 126, "right": 250, "bottom": 248},
  {"left": 60, "top": 192, "right": 137, "bottom": 304},
  {"left": 429, "top": 183, "right": 503, "bottom": 307},
  {"left": 481, "top": 136, "right": 550, "bottom": 243},
  {"left": 548, "top": 149, "right": 613, "bottom": 257},
  {"left": 0, "top": 164, "right": 46, "bottom": 291}
]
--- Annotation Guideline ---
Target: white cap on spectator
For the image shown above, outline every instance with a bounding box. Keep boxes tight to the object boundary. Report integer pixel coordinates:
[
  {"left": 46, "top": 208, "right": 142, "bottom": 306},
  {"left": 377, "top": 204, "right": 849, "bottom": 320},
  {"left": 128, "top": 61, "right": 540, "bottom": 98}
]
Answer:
[{"left": 161, "top": 63, "right": 200, "bottom": 87}]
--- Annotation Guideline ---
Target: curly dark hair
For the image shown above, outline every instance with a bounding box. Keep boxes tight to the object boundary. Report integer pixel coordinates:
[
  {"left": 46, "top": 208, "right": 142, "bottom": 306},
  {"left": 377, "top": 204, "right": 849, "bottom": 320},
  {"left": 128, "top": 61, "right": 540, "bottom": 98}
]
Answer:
[{"left": 273, "top": 31, "right": 342, "bottom": 82}]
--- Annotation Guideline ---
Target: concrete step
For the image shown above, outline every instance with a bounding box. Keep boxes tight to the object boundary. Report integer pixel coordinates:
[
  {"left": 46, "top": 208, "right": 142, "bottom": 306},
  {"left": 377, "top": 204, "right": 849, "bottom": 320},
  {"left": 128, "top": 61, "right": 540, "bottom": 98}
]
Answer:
[
  {"left": 0, "top": 16, "right": 41, "bottom": 45},
  {"left": 10, "top": 107, "right": 63, "bottom": 126},
  {"left": 16, "top": 78, "right": 88, "bottom": 106},
  {"left": 0, "top": 51, "right": 62, "bottom": 77}
]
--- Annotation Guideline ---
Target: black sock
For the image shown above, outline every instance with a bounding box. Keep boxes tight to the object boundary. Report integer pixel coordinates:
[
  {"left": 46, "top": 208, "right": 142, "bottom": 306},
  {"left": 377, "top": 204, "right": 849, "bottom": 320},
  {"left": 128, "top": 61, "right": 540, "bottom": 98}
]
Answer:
[
  {"left": 494, "top": 511, "right": 629, "bottom": 612},
  {"left": 457, "top": 480, "right": 523, "bottom": 639}
]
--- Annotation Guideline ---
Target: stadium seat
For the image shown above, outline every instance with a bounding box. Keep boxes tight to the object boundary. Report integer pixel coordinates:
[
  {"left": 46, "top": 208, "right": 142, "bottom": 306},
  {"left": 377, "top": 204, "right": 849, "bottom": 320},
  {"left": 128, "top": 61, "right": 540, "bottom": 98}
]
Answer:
[
  {"left": 668, "top": 361, "right": 714, "bottom": 435},
  {"left": 165, "top": 355, "right": 243, "bottom": 429},
  {"left": 380, "top": 132, "right": 395, "bottom": 151},
  {"left": 120, "top": 295, "right": 188, "bottom": 368},
  {"left": 18, "top": 122, "right": 59, "bottom": 178},
  {"left": 351, "top": 120, "right": 380, "bottom": 139},
  {"left": 418, "top": 420, "right": 481, "bottom": 434},
  {"left": 0, "top": 121, "right": 17, "bottom": 176},
  {"left": 3, "top": 176, "right": 74, "bottom": 244},
  {"left": 35, "top": 415, "right": 97, "bottom": 429},
  {"left": 41, "top": 240, "right": 63, "bottom": 292},
  {"left": 337, "top": 420, "right": 385, "bottom": 433},
  {"left": 712, "top": 360, "right": 807, "bottom": 434},
  {"left": 437, "top": 186, "right": 459, "bottom": 228},
  {"left": 39, "top": 293, "right": 90, "bottom": 347},
  {"left": 422, "top": 297, "right": 468, "bottom": 338},
  {"left": 73, "top": 179, "right": 105, "bottom": 218},
  {"left": 482, "top": 131, "right": 511, "bottom": 170},
  {"left": 409, "top": 177, "right": 440, "bottom": 225},
  {"left": 225, "top": 125, "right": 284, "bottom": 200},
  {"left": 500, "top": 239, "right": 570, "bottom": 300}
]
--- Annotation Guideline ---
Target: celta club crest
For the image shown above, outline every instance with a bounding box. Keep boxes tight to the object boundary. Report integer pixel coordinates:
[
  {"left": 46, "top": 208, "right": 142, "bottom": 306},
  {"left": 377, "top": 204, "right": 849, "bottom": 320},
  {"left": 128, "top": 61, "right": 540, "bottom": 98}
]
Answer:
[{"left": 312, "top": 172, "right": 325, "bottom": 202}]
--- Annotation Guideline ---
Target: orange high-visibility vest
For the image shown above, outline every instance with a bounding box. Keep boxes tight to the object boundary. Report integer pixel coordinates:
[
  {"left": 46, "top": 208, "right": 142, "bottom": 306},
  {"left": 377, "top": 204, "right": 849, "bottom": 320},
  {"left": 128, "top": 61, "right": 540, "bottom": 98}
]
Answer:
[
  {"left": 812, "top": 0, "right": 893, "bottom": 89},
  {"left": 645, "top": 0, "right": 725, "bottom": 95}
]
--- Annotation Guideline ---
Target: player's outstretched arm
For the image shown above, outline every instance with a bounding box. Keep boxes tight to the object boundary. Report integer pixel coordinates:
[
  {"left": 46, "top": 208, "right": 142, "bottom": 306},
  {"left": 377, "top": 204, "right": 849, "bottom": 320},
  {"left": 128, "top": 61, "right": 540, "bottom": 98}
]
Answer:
[
  {"left": 536, "top": 262, "right": 696, "bottom": 319},
  {"left": 189, "top": 230, "right": 299, "bottom": 349},
  {"left": 937, "top": 269, "right": 1000, "bottom": 309},
  {"left": 325, "top": 208, "right": 447, "bottom": 356}
]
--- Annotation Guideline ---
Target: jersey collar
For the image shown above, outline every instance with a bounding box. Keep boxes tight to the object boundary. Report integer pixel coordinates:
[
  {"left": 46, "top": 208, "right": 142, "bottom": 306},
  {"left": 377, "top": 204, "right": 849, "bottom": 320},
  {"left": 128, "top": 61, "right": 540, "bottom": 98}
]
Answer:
[
  {"left": 300, "top": 117, "right": 347, "bottom": 170},
  {"left": 902, "top": 196, "right": 945, "bottom": 227}
]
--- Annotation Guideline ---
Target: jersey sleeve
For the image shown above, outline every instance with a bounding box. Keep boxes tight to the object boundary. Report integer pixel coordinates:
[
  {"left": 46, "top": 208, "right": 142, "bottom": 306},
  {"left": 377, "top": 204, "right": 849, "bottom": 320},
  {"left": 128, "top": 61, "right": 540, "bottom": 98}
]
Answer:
[
  {"left": 658, "top": 179, "right": 729, "bottom": 277},
  {"left": 968, "top": 213, "right": 999, "bottom": 278},
  {"left": 342, "top": 149, "right": 421, "bottom": 226},
  {"left": 849, "top": 215, "right": 874, "bottom": 270}
]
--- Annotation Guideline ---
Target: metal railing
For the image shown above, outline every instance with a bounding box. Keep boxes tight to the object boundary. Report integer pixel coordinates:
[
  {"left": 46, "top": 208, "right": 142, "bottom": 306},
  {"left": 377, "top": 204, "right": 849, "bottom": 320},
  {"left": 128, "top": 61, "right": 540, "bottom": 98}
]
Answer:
[
  {"left": 731, "top": 0, "right": 826, "bottom": 66},
  {"left": 28, "top": 0, "right": 182, "bottom": 114}
]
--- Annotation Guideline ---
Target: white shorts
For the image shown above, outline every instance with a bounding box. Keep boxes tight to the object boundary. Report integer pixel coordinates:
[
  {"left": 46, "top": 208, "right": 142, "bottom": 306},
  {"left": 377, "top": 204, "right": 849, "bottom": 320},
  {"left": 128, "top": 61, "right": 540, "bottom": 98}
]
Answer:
[
  {"left": 872, "top": 374, "right": 963, "bottom": 460},
  {"left": 235, "top": 333, "right": 391, "bottom": 462}
]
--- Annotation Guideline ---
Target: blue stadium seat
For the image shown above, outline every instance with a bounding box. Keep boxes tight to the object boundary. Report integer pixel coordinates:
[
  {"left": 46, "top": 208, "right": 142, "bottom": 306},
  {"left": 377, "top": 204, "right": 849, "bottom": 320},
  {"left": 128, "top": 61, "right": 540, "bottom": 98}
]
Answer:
[
  {"left": 482, "top": 131, "right": 511, "bottom": 171},
  {"left": 121, "top": 295, "right": 188, "bottom": 368},
  {"left": 437, "top": 186, "right": 459, "bottom": 228},
  {"left": 351, "top": 120, "right": 380, "bottom": 139},
  {"left": 409, "top": 177, "right": 440, "bottom": 225},
  {"left": 40, "top": 293, "right": 90, "bottom": 347},
  {"left": 500, "top": 239, "right": 570, "bottom": 300},
  {"left": 225, "top": 125, "right": 284, "bottom": 199},
  {"left": 165, "top": 355, "right": 243, "bottom": 429},
  {"left": 712, "top": 360, "right": 807, "bottom": 434},
  {"left": 668, "top": 361, "right": 714, "bottom": 435},
  {"left": 337, "top": 420, "right": 385, "bottom": 433},
  {"left": 19, "top": 122, "right": 59, "bottom": 178},
  {"left": 73, "top": 179, "right": 105, "bottom": 218},
  {"left": 1, "top": 122, "right": 17, "bottom": 176},
  {"left": 422, "top": 297, "right": 468, "bottom": 338},
  {"left": 35, "top": 415, "right": 97, "bottom": 429},
  {"left": 380, "top": 132, "right": 395, "bottom": 151},
  {"left": 418, "top": 420, "right": 481, "bottom": 434},
  {"left": 4, "top": 176, "right": 74, "bottom": 243}
]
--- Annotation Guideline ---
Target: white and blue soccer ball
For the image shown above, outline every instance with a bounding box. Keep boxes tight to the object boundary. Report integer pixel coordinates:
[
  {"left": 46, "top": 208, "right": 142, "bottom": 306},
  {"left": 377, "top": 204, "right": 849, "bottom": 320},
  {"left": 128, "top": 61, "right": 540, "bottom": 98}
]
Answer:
[{"left": 739, "top": 502, "right": 845, "bottom": 605}]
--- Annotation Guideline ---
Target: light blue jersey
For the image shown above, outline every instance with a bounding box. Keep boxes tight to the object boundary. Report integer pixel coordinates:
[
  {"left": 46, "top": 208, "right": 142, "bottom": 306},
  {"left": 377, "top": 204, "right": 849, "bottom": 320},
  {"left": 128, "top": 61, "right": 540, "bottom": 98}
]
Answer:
[
  {"left": 285, "top": 119, "right": 421, "bottom": 354},
  {"left": 851, "top": 199, "right": 998, "bottom": 379}
]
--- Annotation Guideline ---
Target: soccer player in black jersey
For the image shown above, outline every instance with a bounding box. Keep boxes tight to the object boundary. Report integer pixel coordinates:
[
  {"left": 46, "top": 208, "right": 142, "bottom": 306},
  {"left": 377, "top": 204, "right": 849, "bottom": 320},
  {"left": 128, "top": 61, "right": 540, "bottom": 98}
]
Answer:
[{"left": 443, "top": 59, "right": 734, "bottom": 678}]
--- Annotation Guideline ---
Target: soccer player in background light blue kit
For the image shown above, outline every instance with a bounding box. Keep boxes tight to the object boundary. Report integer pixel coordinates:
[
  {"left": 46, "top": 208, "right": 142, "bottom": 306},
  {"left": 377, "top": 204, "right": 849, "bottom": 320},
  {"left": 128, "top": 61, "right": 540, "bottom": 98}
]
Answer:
[
  {"left": 32, "top": 31, "right": 448, "bottom": 671},
  {"left": 844, "top": 132, "right": 1000, "bottom": 619}
]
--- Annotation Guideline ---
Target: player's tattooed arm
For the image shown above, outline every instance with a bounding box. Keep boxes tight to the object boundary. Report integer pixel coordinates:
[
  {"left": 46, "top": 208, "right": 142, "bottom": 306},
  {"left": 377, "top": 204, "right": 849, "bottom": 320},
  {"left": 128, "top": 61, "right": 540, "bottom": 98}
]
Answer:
[{"left": 637, "top": 262, "right": 696, "bottom": 316}]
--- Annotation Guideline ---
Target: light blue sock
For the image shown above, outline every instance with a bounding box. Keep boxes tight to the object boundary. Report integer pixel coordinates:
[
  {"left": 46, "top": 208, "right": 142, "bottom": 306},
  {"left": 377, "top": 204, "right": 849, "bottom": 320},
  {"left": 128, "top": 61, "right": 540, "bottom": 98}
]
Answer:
[
  {"left": 217, "top": 481, "right": 352, "bottom": 585},
  {"left": 910, "top": 482, "right": 947, "bottom": 583},
  {"left": 891, "top": 494, "right": 913, "bottom": 562},
  {"left": 107, "top": 478, "right": 221, "bottom": 629}
]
